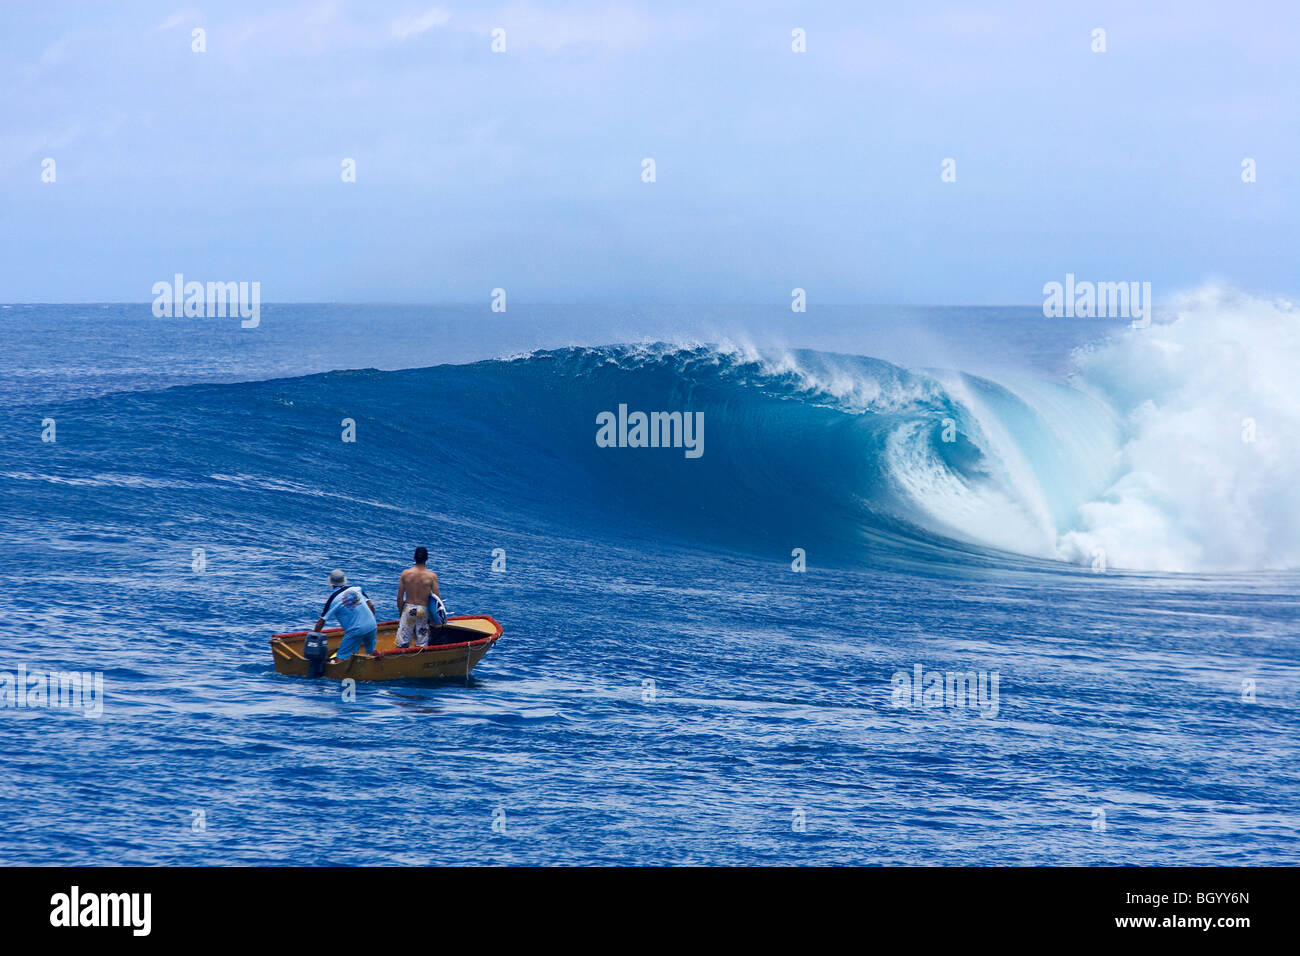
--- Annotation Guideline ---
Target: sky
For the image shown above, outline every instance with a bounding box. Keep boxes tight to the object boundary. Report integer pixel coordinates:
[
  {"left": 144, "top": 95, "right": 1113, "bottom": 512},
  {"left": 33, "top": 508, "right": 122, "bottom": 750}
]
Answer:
[{"left": 1, "top": 0, "right": 1297, "bottom": 304}]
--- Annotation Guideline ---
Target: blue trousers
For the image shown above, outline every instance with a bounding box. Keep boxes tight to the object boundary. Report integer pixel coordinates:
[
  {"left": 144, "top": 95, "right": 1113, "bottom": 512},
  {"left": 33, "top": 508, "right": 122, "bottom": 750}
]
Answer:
[{"left": 335, "top": 628, "right": 377, "bottom": 660}]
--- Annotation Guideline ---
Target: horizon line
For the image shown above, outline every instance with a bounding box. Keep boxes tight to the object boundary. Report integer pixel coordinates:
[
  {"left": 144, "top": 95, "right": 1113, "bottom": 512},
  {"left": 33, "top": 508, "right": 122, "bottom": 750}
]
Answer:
[{"left": 0, "top": 301, "right": 1097, "bottom": 309}]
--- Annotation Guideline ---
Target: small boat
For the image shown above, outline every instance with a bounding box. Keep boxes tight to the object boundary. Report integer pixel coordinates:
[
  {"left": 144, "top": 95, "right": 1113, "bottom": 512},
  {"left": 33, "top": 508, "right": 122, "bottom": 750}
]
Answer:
[{"left": 270, "top": 615, "right": 503, "bottom": 681}]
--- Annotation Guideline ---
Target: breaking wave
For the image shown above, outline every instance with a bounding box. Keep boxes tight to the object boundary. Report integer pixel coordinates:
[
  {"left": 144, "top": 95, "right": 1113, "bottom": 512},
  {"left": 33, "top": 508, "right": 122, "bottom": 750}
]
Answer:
[{"left": 7, "top": 288, "right": 1295, "bottom": 573}]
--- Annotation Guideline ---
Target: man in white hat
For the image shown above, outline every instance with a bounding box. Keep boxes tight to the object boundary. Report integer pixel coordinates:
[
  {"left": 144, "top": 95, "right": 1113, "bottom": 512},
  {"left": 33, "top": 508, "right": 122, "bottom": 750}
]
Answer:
[{"left": 314, "top": 569, "right": 378, "bottom": 661}]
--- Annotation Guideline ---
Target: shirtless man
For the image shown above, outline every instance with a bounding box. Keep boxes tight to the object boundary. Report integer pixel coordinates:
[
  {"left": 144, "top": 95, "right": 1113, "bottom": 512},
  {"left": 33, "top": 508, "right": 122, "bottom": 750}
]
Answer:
[{"left": 395, "top": 547, "right": 444, "bottom": 648}]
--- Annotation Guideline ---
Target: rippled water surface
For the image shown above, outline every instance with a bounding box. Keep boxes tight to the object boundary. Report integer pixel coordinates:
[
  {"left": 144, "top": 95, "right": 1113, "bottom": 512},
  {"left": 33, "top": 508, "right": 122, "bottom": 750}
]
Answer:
[{"left": 1, "top": 305, "right": 1295, "bottom": 865}]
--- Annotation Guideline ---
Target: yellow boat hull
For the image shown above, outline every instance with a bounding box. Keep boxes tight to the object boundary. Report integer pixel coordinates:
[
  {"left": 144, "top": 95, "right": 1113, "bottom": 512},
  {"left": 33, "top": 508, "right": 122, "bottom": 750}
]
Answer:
[{"left": 270, "top": 616, "right": 502, "bottom": 681}]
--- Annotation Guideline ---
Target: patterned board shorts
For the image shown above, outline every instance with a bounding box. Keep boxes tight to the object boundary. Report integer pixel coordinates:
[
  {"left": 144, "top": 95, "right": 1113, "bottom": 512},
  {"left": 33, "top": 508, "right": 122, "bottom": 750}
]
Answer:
[{"left": 395, "top": 604, "right": 432, "bottom": 648}]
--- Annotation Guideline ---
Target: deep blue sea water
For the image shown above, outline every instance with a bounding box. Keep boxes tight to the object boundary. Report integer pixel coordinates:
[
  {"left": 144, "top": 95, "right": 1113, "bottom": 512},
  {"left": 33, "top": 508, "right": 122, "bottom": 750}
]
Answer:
[{"left": 1, "top": 301, "right": 1296, "bottom": 865}]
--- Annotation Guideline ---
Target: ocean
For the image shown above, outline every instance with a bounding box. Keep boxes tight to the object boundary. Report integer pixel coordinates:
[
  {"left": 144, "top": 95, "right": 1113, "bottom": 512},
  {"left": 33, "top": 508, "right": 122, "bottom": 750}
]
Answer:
[{"left": 1, "top": 298, "right": 1296, "bottom": 865}]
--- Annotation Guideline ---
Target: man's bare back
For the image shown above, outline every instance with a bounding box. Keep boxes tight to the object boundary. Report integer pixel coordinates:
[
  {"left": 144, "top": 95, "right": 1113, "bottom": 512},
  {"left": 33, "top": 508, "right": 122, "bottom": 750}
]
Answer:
[{"left": 397, "top": 565, "right": 440, "bottom": 612}]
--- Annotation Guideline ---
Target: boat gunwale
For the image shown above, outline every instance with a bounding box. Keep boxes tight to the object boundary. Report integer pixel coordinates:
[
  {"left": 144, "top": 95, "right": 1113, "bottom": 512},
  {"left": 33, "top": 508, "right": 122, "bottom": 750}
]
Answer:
[{"left": 270, "top": 615, "right": 503, "bottom": 658}]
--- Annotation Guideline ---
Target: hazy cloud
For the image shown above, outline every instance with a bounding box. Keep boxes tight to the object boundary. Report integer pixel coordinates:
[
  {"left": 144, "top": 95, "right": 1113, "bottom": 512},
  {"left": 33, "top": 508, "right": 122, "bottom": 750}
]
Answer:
[{"left": 389, "top": 6, "right": 453, "bottom": 41}]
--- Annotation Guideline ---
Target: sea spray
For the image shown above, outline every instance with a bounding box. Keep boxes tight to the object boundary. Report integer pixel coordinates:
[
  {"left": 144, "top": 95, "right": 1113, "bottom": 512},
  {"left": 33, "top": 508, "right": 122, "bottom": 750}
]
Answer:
[{"left": 1058, "top": 288, "right": 1300, "bottom": 571}]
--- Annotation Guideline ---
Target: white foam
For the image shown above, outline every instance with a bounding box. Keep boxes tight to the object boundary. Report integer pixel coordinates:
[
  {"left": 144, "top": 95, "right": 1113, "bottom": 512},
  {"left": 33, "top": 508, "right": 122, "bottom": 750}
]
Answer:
[{"left": 1057, "top": 287, "right": 1300, "bottom": 571}]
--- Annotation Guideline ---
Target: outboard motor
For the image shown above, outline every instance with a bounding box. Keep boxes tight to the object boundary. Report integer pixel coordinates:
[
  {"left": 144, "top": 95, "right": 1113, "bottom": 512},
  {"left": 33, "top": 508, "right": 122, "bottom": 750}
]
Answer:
[{"left": 303, "top": 632, "right": 330, "bottom": 678}]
